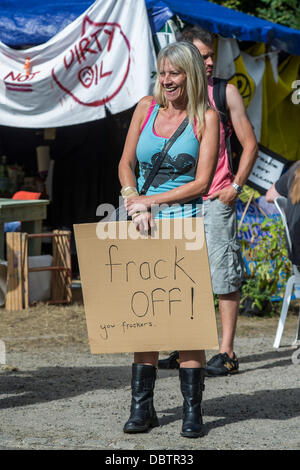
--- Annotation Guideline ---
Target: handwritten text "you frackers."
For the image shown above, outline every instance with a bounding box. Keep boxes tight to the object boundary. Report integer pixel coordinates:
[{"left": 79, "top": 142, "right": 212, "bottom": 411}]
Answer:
[{"left": 99, "top": 320, "right": 153, "bottom": 340}]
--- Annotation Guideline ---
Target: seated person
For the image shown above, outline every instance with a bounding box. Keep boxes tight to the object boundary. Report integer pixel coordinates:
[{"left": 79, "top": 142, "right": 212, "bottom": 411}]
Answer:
[{"left": 266, "top": 161, "right": 300, "bottom": 266}]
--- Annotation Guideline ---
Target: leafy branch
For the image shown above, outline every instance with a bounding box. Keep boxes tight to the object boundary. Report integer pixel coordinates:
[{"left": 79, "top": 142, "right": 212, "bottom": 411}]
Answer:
[
  {"left": 239, "top": 216, "right": 292, "bottom": 315},
  {"left": 209, "top": 0, "right": 300, "bottom": 29}
]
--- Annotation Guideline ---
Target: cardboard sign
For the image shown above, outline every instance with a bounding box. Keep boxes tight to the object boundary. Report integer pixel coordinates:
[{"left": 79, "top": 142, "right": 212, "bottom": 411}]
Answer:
[
  {"left": 74, "top": 219, "right": 219, "bottom": 354},
  {"left": 247, "top": 144, "right": 288, "bottom": 195}
]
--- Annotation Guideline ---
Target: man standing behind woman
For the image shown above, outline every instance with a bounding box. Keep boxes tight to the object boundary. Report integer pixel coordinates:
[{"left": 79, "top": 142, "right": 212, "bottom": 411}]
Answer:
[
  {"left": 159, "top": 27, "right": 258, "bottom": 376},
  {"left": 118, "top": 41, "right": 219, "bottom": 437}
]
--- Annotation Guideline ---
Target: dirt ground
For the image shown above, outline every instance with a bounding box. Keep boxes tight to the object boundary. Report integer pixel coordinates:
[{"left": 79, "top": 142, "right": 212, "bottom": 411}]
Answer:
[
  {"left": 0, "top": 286, "right": 299, "bottom": 451},
  {"left": 0, "top": 287, "right": 298, "bottom": 353}
]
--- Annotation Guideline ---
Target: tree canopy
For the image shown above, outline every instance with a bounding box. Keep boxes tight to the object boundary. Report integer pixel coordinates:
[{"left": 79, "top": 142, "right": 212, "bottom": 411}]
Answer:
[{"left": 209, "top": 0, "right": 300, "bottom": 30}]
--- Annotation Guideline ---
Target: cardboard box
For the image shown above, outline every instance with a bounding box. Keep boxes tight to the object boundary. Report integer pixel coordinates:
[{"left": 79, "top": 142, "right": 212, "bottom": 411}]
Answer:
[{"left": 74, "top": 218, "right": 218, "bottom": 354}]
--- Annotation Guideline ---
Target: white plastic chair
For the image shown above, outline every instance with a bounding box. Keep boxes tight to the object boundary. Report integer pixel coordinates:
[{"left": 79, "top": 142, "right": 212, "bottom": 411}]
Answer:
[{"left": 273, "top": 196, "right": 300, "bottom": 348}]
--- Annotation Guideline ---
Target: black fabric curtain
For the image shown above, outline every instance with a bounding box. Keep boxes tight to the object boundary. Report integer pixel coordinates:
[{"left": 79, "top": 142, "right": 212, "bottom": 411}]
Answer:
[
  {"left": 0, "top": 105, "right": 135, "bottom": 228},
  {"left": 52, "top": 107, "right": 135, "bottom": 227}
]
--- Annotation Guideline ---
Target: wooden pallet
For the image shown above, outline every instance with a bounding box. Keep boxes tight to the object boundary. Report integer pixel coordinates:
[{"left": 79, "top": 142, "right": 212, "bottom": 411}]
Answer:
[{"left": 5, "top": 230, "right": 72, "bottom": 310}]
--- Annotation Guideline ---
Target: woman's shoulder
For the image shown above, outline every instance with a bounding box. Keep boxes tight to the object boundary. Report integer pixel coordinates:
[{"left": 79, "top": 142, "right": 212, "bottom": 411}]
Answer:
[
  {"left": 137, "top": 95, "right": 156, "bottom": 110},
  {"left": 204, "top": 107, "right": 219, "bottom": 126},
  {"left": 135, "top": 96, "right": 157, "bottom": 128}
]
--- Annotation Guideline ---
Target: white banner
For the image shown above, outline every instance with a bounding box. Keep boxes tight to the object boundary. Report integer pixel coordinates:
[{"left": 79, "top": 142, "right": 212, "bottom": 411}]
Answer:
[{"left": 0, "top": 0, "right": 157, "bottom": 128}]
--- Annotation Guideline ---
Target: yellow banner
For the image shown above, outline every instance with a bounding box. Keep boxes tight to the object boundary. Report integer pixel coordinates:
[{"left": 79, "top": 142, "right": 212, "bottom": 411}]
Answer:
[{"left": 261, "top": 55, "right": 300, "bottom": 161}]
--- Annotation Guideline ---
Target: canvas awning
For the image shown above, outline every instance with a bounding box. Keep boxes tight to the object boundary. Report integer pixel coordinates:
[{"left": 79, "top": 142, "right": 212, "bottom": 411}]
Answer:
[
  {"left": 146, "top": 0, "right": 300, "bottom": 56},
  {"left": 1, "top": 0, "right": 300, "bottom": 56}
]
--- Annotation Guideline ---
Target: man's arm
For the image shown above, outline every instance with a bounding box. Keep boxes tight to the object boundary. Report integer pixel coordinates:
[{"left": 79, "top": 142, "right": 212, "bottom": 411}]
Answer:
[
  {"left": 209, "top": 83, "right": 258, "bottom": 205},
  {"left": 227, "top": 84, "right": 258, "bottom": 185}
]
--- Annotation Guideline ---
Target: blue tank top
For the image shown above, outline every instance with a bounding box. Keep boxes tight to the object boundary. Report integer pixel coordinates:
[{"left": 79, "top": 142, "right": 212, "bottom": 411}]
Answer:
[{"left": 136, "top": 104, "right": 202, "bottom": 218}]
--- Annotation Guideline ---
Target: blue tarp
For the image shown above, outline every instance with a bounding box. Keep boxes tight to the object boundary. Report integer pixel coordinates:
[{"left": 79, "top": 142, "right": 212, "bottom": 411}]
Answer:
[
  {"left": 0, "top": 0, "right": 94, "bottom": 46},
  {"left": 146, "top": 0, "right": 300, "bottom": 56},
  {"left": 0, "top": 0, "right": 300, "bottom": 55}
]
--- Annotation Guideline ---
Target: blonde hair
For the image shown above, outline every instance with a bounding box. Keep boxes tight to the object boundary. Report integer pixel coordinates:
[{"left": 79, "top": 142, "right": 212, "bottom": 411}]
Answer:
[
  {"left": 289, "top": 164, "right": 300, "bottom": 204},
  {"left": 154, "top": 41, "right": 209, "bottom": 138}
]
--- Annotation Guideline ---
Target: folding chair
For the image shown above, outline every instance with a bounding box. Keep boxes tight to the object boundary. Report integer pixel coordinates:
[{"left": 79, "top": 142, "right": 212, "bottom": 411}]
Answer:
[{"left": 273, "top": 196, "right": 300, "bottom": 348}]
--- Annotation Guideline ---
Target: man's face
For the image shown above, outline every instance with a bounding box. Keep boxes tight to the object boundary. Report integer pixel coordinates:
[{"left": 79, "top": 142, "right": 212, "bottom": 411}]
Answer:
[{"left": 192, "top": 39, "right": 214, "bottom": 78}]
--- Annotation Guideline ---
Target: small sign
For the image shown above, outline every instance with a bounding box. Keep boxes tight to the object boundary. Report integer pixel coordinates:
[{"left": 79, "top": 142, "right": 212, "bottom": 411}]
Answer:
[{"left": 247, "top": 144, "right": 288, "bottom": 195}]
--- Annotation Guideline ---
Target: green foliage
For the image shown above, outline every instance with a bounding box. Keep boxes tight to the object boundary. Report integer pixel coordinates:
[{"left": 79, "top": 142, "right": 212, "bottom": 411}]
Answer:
[
  {"left": 256, "top": 0, "right": 300, "bottom": 29},
  {"left": 209, "top": 0, "right": 300, "bottom": 30},
  {"left": 239, "top": 216, "right": 292, "bottom": 315},
  {"left": 214, "top": 293, "right": 219, "bottom": 310}
]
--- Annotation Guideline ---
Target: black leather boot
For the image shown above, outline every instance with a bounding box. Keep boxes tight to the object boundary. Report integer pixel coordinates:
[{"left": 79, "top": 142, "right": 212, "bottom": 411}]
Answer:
[
  {"left": 123, "top": 363, "right": 159, "bottom": 433},
  {"left": 158, "top": 351, "right": 179, "bottom": 369},
  {"left": 179, "top": 367, "right": 205, "bottom": 438}
]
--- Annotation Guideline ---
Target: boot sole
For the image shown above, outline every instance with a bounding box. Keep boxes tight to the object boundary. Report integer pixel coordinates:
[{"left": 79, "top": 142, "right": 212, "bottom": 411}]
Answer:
[
  {"left": 180, "top": 430, "right": 204, "bottom": 438},
  {"left": 123, "top": 420, "right": 159, "bottom": 434}
]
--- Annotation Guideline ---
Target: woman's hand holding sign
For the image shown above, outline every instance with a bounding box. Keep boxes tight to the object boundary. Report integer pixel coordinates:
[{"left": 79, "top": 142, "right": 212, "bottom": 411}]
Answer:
[{"left": 125, "top": 195, "right": 155, "bottom": 234}]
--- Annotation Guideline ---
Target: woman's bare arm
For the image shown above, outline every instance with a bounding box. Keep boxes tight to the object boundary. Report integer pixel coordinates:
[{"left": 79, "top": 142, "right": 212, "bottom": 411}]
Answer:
[{"left": 118, "top": 96, "right": 154, "bottom": 189}]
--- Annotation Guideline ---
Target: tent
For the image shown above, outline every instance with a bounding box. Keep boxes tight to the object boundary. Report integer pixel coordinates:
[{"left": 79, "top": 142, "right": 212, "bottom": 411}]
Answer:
[
  {"left": 1, "top": 0, "right": 300, "bottom": 55},
  {"left": 0, "top": 0, "right": 154, "bottom": 231},
  {"left": 147, "top": 0, "right": 300, "bottom": 56}
]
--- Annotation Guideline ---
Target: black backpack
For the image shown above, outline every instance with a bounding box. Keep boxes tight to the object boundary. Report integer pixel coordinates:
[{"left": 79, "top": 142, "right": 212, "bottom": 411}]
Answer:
[{"left": 212, "top": 77, "right": 242, "bottom": 175}]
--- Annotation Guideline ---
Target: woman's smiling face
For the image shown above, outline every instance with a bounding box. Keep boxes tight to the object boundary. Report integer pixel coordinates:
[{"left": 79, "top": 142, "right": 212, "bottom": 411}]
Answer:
[{"left": 159, "top": 58, "right": 187, "bottom": 105}]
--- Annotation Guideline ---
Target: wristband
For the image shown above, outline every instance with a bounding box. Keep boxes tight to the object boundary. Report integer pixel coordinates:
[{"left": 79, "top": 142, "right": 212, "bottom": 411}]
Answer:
[
  {"left": 121, "top": 186, "right": 139, "bottom": 198},
  {"left": 232, "top": 182, "right": 243, "bottom": 194}
]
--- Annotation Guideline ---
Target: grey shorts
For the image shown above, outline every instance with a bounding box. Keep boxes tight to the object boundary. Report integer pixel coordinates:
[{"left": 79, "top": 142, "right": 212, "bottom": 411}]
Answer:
[{"left": 203, "top": 198, "right": 244, "bottom": 295}]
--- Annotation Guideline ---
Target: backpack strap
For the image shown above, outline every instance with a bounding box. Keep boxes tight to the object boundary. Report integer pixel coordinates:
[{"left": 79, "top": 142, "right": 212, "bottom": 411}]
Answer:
[
  {"left": 213, "top": 77, "right": 234, "bottom": 173},
  {"left": 213, "top": 77, "right": 227, "bottom": 125}
]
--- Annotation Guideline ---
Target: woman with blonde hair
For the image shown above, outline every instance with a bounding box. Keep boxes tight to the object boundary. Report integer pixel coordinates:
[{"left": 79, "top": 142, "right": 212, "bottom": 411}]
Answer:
[
  {"left": 266, "top": 161, "right": 300, "bottom": 266},
  {"left": 118, "top": 41, "right": 219, "bottom": 437}
]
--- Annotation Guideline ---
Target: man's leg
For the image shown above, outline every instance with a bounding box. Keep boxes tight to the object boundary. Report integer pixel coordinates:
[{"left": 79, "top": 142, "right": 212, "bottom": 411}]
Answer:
[
  {"left": 218, "top": 290, "right": 240, "bottom": 358},
  {"left": 204, "top": 289, "right": 240, "bottom": 376},
  {"left": 203, "top": 198, "right": 242, "bottom": 376},
  {"left": 158, "top": 199, "right": 243, "bottom": 372}
]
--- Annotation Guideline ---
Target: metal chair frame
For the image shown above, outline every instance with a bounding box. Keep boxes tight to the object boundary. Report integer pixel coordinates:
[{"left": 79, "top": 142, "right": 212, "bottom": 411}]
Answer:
[{"left": 273, "top": 196, "right": 300, "bottom": 348}]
